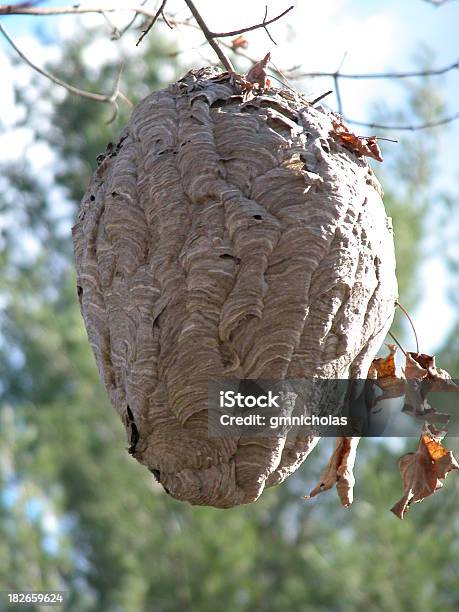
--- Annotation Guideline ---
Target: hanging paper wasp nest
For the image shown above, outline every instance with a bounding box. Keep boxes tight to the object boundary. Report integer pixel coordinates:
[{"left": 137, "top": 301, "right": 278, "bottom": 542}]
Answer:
[{"left": 73, "top": 66, "right": 398, "bottom": 509}]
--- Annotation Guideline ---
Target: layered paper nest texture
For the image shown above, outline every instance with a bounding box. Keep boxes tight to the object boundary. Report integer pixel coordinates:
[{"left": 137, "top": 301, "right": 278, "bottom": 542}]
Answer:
[{"left": 73, "top": 68, "right": 397, "bottom": 508}]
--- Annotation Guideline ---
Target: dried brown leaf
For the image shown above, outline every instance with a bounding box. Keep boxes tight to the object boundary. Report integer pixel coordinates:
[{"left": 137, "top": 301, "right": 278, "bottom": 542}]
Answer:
[
  {"left": 390, "top": 433, "right": 459, "bottom": 519},
  {"left": 406, "top": 352, "right": 458, "bottom": 392},
  {"left": 305, "top": 437, "right": 360, "bottom": 507},
  {"left": 332, "top": 119, "right": 383, "bottom": 162},
  {"left": 366, "top": 137, "right": 384, "bottom": 162},
  {"left": 369, "top": 344, "right": 405, "bottom": 401},
  {"left": 405, "top": 352, "right": 428, "bottom": 379},
  {"left": 246, "top": 52, "right": 271, "bottom": 88},
  {"left": 371, "top": 343, "right": 398, "bottom": 378}
]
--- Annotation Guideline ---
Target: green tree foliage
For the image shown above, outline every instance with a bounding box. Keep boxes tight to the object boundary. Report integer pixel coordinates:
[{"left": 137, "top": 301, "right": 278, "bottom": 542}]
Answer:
[{"left": 1, "top": 25, "right": 458, "bottom": 611}]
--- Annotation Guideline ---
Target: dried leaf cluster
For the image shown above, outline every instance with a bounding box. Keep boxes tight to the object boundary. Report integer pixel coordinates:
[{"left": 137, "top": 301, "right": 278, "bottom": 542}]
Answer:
[
  {"left": 306, "top": 346, "right": 458, "bottom": 519},
  {"left": 211, "top": 55, "right": 389, "bottom": 162},
  {"left": 331, "top": 117, "right": 384, "bottom": 162},
  {"left": 208, "top": 53, "right": 273, "bottom": 101}
]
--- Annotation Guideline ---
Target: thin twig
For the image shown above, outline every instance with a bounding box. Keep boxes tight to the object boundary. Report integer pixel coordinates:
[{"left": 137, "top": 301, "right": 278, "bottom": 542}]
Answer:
[
  {"left": 356, "top": 136, "right": 398, "bottom": 142},
  {"left": 118, "top": 91, "right": 134, "bottom": 108},
  {"left": 209, "top": 5, "right": 293, "bottom": 38},
  {"left": 0, "top": 23, "right": 130, "bottom": 123},
  {"left": 0, "top": 2, "right": 294, "bottom": 40},
  {"left": 331, "top": 53, "right": 348, "bottom": 114},
  {"left": 0, "top": 23, "right": 124, "bottom": 105},
  {"left": 162, "top": 12, "right": 459, "bottom": 132},
  {"left": 345, "top": 112, "right": 459, "bottom": 131},
  {"left": 337, "top": 51, "right": 348, "bottom": 73},
  {"left": 4, "top": 2, "right": 459, "bottom": 133},
  {"left": 333, "top": 74, "right": 343, "bottom": 114},
  {"left": 183, "top": 0, "right": 234, "bottom": 72},
  {"left": 396, "top": 301, "right": 420, "bottom": 354},
  {"left": 309, "top": 90, "right": 333, "bottom": 105},
  {"left": 137, "top": 0, "right": 168, "bottom": 46},
  {"left": 388, "top": 331, "right": 407, "bottom": 357},
  {"left": 0, "top": 4, "right": 157, "bottom": 18},
  {"left": 269, "top": 58, "right": 296, "bottom": 90},
  {"left": 162, "top": 10, "right": 173, "bottom": 29},
  {"left": 266, "top": 73, "right": 296, "bottom": 93},
  {"left": 3, "top": 3, "right": 455, "bottom": 83},
  {"left": 262, "top": 5, "right": 277, "bottom": 45},
  {"left": 289, "top": 60, "right": 459, "bottom": 80},
  {"left": 176, "top": 12, "right": 459, "bottom": 87},
  {"left": 101, "top": 11, "right": 121, "bottom": 39},
  {"left": 117, "top": 0, "right": 152, "bottom": 38}
]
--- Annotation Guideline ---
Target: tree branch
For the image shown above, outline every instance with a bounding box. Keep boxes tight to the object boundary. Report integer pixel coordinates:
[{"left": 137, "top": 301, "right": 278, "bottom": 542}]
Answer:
[
  {"left": 309, "top": 90, "right": 333, "bottom": 105},
  {"left": 2, "top": 1, "right": 458, "bottom": 132},
  {"left": 136, "top": 0, "right": 168, "bottom": 47},
  {"left": 182, "top": 0, "right": 234, "bottom": 72},
  {"left": 0, "top": 2, "right": 294, "bottom": 43},
  {"left": 333, "top": 74, "right": 343, "bottom": 114},
  {"left": 262, "top": 5, "right": 277, "bottom": 45},
  {"left": 0, "top": 23, "right": 130, "bottom": 123},
  {"left": 209, "top": 5, "right": 293, "bottom": 38},
  {"left": 117, "top": 0, "right": 151, "bottom": 39},
  {"left": 345, "top": 111, "right": 459, "bottom": 131},
  {"left": 289, "top": 61, "right": 459, "bottom": 80},
  {"left": 0, "top": 4, "right": 157, "bottom": 19}
]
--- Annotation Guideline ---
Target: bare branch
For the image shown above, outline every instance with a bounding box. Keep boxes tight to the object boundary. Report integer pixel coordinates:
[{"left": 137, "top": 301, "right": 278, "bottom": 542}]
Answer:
[
  {"left": 158, "top": 14, "right": 459, "bottom": 132},
  {"left": 396, "top": 301, "right": 420, "bottom": 354},
  {"left": 118, "top": 0, "right": 151, "bottom": 38},
  {"left": 0, "top": 4, "right": 157, "bottom": 19},
  {"left": 345, "top": 111, "right": 459, "bottom": 131},
  {"left": 170, "top": 16, "right": 459, "bottom": 86},
  {"left": 101, "top": 11, "right": 121, "bottom": 40},
  {"left": 388, "top": 331, "right": 407, "bottom": 356},
  {"left": 0, "top": 1, "right": 291, "bottom": 65},
  {"left": 333, "top": 74, "right": 343, "bottom": 114},
  {"left": 10, "top": 2, "right": 160, "bottom": 41},
  {"left": 182, "top": 0, "right": 234, "bottom": 72},
  {"left": 2, "top": 1, "right": 457, "bottom": 133},
  {"left": 289, "top": 61, "right": 459, "bottom": 80},
  {"left": 161, "top": 10, "right": 173, "bottom": 29},
  {"left": 0, "top": 23, "right": 129, "bottom": 122},
  {"left": 209, "top": 5, "right": 293, "bottom": 38},
  {"left": 262, "top": 5, "right": 277, "bottom": 45},
  {"left": 136, "top": 0, "right": 168, "bottom": 46},
  {"left": 309, "top": 90, "right": 333, "bottom": 105}
]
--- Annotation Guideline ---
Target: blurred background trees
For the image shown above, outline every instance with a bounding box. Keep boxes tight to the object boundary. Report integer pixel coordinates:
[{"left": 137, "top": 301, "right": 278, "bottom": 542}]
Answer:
[{"left": 1, "top": 6, "right": 459, "bottom": 611}]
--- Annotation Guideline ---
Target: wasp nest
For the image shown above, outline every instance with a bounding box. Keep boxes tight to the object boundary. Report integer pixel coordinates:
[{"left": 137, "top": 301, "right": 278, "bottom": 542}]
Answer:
[{"left": 73, "top": 67, "right": 397, "bottom": 508}]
